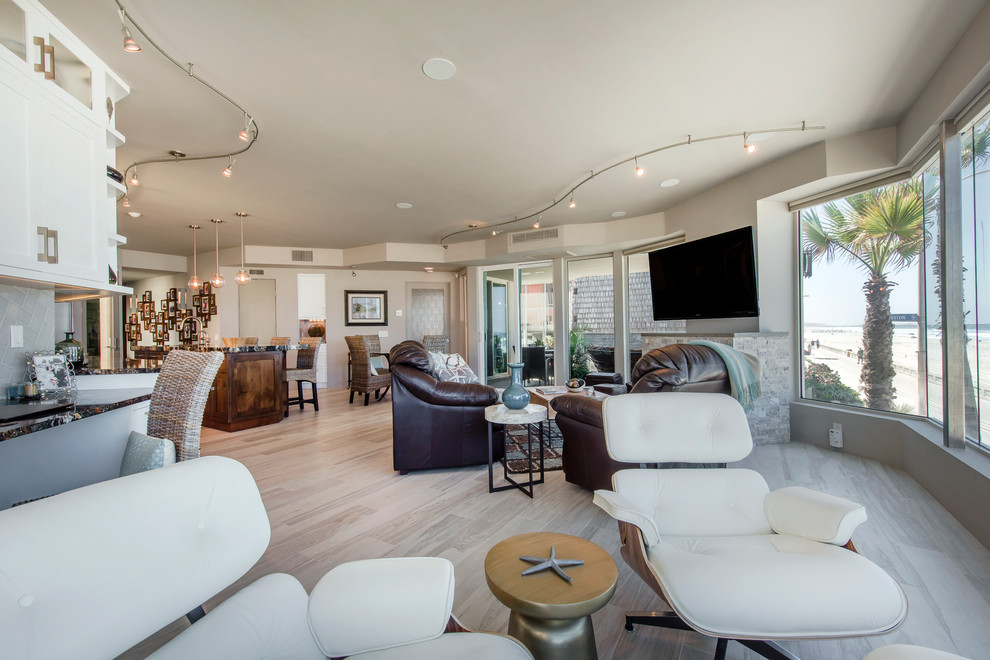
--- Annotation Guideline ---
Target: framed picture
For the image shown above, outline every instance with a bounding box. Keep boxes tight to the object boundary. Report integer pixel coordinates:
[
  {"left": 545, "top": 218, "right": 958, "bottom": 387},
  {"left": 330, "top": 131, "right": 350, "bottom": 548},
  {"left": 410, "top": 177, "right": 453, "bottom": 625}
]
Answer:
[
  {"left": 143, "top": 291, "right": 151, "bottom": 302},
  {"left": 203, "top": 281, "right": 212, "bottom": 295},
  {"left": 167, "top": 287, "right": 177, "bottom": 301},
  {"left": 208, "top": 293, "right": 216, "bottom": 306},
  {"left": 209, "top": 304, "right": 217, "bottom": 315},
  {"left": 130, "top": 313, "right": 138, "bottom": 324},
  {"left": 345, "top": 290, "right": 388, "bottom": 326},
  {"left": 161, "top": 300, "right": 168, "bottom": 311},
  {"left": 30, "top": 352, "right": 74, "bottom": 391}
]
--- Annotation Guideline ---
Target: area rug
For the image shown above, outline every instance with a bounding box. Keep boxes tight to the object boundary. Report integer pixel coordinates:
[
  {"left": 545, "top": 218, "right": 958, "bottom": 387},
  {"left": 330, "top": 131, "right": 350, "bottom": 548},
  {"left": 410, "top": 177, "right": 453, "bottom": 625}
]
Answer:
[{"left": 503, "top": 420, "right": 563, "bottom": 473}]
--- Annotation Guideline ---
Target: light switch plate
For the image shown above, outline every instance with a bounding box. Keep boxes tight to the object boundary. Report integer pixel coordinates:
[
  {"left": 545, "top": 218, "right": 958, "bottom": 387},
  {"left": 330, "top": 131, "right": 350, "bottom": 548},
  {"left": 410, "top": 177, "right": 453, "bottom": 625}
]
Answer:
[
  {"left": 396, "top": 309, "right": 402, "bottom": 316},
  {"left": 378, "top": 330, "right": 388, "bottom": 338},
  {"left": 10, "top": 325, "right": 23, "bottom": 348}
]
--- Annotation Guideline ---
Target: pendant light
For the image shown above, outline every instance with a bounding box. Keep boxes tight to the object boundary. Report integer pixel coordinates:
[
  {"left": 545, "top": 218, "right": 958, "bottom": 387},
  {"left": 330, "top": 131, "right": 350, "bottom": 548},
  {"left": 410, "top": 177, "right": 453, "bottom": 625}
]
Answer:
[
  {"left": 210, "top": 218, "right": 225, "bottom": 288},
  {"left": 235, "top": 212, "right": 251, "bottom": 285},
  {"left": 187, "top": 225, "right": 202, "bottom": 290}
]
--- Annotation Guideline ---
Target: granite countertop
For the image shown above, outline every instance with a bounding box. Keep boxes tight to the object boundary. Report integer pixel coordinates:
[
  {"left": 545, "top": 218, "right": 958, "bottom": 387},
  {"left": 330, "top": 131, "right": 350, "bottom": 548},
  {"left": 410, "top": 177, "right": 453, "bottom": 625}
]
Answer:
[
  {"left": 77, "top": 367, "right": 161, "bottom": 375},
  {"left": 0, "top": 388, "right": 154, "bottom": 442},
  {"left": 132, "top": 345, "right": 305, "bottom": 354}
]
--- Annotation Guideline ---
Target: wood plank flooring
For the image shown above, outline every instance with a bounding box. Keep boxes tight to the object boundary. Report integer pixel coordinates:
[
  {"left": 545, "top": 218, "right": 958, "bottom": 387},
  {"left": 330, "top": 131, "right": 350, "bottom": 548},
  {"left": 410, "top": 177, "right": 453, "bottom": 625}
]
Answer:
[{"left": 119, "top": 390, "right": 990, "bottom": 659}]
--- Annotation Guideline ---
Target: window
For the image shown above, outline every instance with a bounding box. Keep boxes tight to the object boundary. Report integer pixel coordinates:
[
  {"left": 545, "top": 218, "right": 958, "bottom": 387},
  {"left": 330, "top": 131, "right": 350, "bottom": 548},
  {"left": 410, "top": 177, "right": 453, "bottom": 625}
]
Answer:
[
  {"left": 567, "top": 257, "right": 613, "bottom": 379},
  {"left": 959, "top": 110, "right": 990, "bottom": 446},
  {"left": 799, "top": 167, "right": 936, "bottom": 414}
]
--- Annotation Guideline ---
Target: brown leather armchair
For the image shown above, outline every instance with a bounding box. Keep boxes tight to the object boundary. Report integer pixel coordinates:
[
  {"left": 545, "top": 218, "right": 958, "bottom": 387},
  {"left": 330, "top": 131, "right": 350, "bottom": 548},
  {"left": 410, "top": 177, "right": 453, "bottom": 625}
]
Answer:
[
  {"left": 551, "top": 343, "right": 731, "bottom": 491},
  {"left": 389, "top": 341, "right": 504, "bottom": 474}
]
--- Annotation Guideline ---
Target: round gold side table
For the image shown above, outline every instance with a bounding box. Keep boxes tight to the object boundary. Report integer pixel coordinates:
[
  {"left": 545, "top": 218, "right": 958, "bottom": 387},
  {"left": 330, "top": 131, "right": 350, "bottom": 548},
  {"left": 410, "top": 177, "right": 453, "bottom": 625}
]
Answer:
[{"left": 485, "top": 532, "right": 618, "bottom": 660}]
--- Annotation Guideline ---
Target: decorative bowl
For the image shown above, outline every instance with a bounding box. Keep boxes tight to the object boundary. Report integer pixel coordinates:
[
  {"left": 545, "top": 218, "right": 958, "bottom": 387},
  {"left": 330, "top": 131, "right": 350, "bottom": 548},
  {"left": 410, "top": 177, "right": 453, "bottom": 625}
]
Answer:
[{"left": 565, "top": 378, "right": 585, "bottom": 392}]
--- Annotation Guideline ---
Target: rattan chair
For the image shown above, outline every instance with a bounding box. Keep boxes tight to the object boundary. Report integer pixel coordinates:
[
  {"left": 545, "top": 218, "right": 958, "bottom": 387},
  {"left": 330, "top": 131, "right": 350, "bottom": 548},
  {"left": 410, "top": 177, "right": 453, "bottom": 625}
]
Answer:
[
  {"left": 284, "top": 337, "right": 321, "bottom": 416},
  {"left": 421, "top": 334, "right": 450, "bottom": 353},
  {"left": 269, "top": 336, "right": 290, "bottom": 346},
  {"left": 147, "top": 349, "right": 225, "bottom": 462},
  {"left": 345, "top": 335, "right": 391, "bottom": 406},
  {"left": 221, "top": 337, "right": 259, "bottom": 347}
]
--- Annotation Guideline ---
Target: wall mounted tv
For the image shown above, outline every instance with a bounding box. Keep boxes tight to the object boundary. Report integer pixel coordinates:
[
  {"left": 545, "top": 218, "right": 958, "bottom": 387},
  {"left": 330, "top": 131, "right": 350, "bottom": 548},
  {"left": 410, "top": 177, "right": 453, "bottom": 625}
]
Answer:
[{"left": 648, "top": 226, "right": 759, "bottom": 321}]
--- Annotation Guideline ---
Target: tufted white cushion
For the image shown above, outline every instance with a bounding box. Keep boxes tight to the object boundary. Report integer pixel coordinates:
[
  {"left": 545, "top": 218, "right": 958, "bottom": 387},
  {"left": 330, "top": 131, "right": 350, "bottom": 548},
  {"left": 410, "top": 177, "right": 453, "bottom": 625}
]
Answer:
[
  {"left": 765, "top": 486, "right": 867, "bottom": 545},
  {"left": 611, "top": 467, "right": 773, "bottom": 540},
  {"left": 309, "top": 557, "right": 455, "bottom": 658},
  {"left": 119, "top": 430, "right": 176, "bottom": 476},
  {"left": 602, "top": 392, "right": 752, "bottom": 464},
  {"left": 649, "top": 533, "right": 908, "bottom": 639},
  {"left": 0, "top": 456, "right": 270, "bottom": 660},
  {"left": 148, "top": 573, "right": 324, "bottom": 660}
]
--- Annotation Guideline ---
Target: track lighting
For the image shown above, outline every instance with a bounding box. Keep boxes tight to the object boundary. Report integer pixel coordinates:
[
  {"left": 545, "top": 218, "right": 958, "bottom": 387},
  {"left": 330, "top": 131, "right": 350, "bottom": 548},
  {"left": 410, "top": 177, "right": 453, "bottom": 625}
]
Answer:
[
  {"left": 222, "top": 157, "right": 235, "bottom": 177},
  {"left": 187, "top": 225, "right": 202, "bottom": 290},
  {"left": 569, "top": 195, "right": 576, "bottom": 208},
  {"left": 121, "top": 196, "right": 131, "bottom": 208},
  {"left": 119, "top": 10, "right": 141, "bottom": 52},
  {"left": 128, "top": 167, "right": 139, "bottom": 186},
  {"left": 492, "top": 229, "right": 497, "bottom": 236},
  {"left": 235, "top": 212, "right": 250, "bottom": 285},
  {"left": 210, "top": 218, "right": 225, "bottom": 288},
  {"left": 743, "top": 133, "right": 757, "bottom": 154},
  {"left": 534, "top": 214, "right": 542, "bottom": 229},
  {"left": 237, "top": 114, "right": 254, "bottom": 142},
  {"left": 635, "top": 157, "right": 645, "bottom": 177}
]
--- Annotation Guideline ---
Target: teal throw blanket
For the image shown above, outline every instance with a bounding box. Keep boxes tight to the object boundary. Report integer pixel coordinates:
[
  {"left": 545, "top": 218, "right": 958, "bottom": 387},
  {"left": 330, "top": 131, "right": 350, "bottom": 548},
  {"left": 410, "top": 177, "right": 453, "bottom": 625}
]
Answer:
[{"left": 687, "top": 340, "right": 762, "bottom": 411}]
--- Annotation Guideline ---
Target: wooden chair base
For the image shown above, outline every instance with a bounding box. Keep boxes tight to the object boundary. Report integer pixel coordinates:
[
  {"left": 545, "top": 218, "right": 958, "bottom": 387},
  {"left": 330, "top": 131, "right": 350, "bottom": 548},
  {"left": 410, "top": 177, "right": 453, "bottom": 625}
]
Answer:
[
  {"left": 284, "top": 380, "right": 319, "bottom": 417},
  {"left": 624, "top": 612, "right": 799, "bottom": 660}
]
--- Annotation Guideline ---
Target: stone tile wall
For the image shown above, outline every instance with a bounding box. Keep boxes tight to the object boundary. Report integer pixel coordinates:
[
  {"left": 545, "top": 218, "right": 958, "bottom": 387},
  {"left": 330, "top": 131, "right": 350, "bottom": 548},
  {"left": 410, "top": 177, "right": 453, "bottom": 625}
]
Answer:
[
  {"left": 0, "top": 285, "right": 55, "bottom": 384},
  {"left": 642, "top": 332, "right": 791, "bottom": 444}
]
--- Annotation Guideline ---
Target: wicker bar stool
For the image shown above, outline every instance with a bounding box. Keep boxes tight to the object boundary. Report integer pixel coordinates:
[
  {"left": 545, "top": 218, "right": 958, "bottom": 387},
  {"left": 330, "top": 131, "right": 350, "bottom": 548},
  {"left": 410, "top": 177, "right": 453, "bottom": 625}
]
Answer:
[
  {"left": 147, "top": 350, "right": 225, "bottom": 462},
  {"left": 345, "top": 335, "right": 391, "bottom": 405},
  {"left": 284, "top": 337, "right": 321, "bottom": 416}
]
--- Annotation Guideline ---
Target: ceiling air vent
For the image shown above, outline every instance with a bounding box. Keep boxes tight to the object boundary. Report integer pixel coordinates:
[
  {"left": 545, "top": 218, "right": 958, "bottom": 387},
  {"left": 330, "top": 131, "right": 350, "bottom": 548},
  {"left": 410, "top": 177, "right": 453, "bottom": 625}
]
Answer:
[
  {"left": 249, "top": 269, "right": 265, "bottom": 275},
  {"left": 510, "top": 227, "right": 559, "bottom": 244},
  {"left": 291, "top": 250, "right": 314, "bottom": 262}
]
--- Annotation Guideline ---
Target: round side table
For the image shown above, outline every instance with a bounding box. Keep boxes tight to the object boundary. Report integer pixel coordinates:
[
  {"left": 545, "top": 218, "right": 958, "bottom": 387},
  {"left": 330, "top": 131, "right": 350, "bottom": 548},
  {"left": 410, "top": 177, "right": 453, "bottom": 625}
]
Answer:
[{"left": 485, "top": 532, "right": 617, "bottom": 660}]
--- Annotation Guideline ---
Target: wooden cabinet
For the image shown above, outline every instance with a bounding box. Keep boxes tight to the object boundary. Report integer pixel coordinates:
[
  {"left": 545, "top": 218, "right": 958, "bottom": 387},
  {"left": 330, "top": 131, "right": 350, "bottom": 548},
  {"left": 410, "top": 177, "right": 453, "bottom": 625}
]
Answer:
[
  {"left": 204, "top": 351, "right": 286, "bottom": 432},
  {"left": 0, "top": 0, "right": 130, "bottom": 293}
]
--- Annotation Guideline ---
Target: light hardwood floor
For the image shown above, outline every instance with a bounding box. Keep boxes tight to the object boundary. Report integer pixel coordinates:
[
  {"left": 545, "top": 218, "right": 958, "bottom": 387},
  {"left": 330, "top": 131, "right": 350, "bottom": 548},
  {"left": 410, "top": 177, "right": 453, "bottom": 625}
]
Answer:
[{"left": 120, "top": 389, "right": 990, "bottom": 659}]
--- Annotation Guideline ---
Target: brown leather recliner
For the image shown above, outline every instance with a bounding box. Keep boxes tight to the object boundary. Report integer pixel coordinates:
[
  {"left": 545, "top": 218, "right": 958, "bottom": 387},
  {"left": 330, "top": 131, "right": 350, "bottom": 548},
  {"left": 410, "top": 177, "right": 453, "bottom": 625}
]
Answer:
[
  {"left": 551, "top": 343, "right": 731, "bottom": 491},
  {"left": 389, "top": 340, "right": 504, "bottom": 474}
]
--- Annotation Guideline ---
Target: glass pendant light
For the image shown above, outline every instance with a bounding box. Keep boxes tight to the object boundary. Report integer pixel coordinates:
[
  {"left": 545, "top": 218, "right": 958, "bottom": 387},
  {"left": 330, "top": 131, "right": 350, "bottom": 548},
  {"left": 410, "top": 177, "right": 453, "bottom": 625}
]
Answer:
[
  {"left": 187, "top": 225, "right": 202, "bottom": 289},
  {"left": 235, "top": 212, "right": 251, "bottom": 285},
  {"left": 210, "top": 218, "right": 225, "bottom": 288}
]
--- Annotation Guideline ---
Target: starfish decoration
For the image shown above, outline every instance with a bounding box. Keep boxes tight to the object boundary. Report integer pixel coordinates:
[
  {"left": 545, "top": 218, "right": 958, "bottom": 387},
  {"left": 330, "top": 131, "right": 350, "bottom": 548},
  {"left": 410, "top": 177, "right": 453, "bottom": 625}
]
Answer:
[{"left": 519, "top": 545, "right": 585, "bottom": 582}]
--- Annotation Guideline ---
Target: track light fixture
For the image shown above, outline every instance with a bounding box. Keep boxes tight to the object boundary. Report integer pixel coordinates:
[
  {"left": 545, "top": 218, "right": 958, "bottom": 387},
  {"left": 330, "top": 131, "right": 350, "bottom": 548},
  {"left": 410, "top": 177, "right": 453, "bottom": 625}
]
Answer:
[
  {"left": 438, "top": 121, "right": 824, "bottom": 244},
  {"left": 222, "top": 157, "right": 235, "bottom": 178},
  {"left": 119, "top": 9, "right": 141, "bottom": 52},
  {"left": 743, "top": 133, "right": 757, "bottom": 154},
  {"left": 234, "top": 212, "right": 250, "bottom": 285},
  {"left": 534, "top": 214, "right": 542, "bottom": 229},
  {"left": 121, "top": 196, "right": 131, "bottom": 208},
  {"left": 635, "top": 157, "right": 645, "bottom": 177},
  {"left": 210, "top": 218, "right": 225, "bottom": 288},
  {"left": 187, "top": 225, "right": 202, "bottom": 290},
  {"left": 237, "top": 114, "right": 254, "bottom": 142},
  {"left": 128, "top": 166, "right": 139, "bottom": 186}
]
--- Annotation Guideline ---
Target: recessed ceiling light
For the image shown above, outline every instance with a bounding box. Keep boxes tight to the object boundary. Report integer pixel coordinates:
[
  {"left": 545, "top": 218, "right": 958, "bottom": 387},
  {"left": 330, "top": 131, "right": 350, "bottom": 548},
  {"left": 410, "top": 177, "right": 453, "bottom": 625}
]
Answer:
[
  {"left": 396, "top": 202, "right": 413, "bottom": 209},
  {"left": 127, "top": 211, "right": 141, "bottom": 217},
  {"left": 422, "top": 58, "right": 456, "bottom": 81},
  {"left": 660, "top": 178, "right": 680, "bottom": 188},
  {"left": 610, "top": 211, "right": 626, "bottom": 218}
]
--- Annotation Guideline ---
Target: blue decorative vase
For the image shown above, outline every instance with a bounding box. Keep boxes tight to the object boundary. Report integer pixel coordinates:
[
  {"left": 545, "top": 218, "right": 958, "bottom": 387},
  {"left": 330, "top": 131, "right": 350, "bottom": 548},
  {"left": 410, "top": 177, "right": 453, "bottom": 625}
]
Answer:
[{"left": 501, "top": 362, "right": 530, "bottom": 410}]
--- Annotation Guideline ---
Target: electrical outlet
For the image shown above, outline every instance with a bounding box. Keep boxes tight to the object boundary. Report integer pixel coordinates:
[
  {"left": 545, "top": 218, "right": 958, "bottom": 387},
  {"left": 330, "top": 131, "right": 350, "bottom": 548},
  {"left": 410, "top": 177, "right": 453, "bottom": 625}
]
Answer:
[
  {"left": 10, "top": 325, "right": 23, "bottom": 348},
  {"left": 828, "top": 427, "right": 844, "bottom": 448},
  {"left": 378, "top": 330, "right": 388, "bottom": 338},
  {"left": 395, "top": 309, "right": 402, "bottom": 317}
]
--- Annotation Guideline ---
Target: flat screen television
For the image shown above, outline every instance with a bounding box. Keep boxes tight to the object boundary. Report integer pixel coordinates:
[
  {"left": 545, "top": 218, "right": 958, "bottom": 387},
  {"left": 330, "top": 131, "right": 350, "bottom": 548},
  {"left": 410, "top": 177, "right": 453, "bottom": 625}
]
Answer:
[{"left": 648, "top": 226, "right": 759, "bottom": 321}]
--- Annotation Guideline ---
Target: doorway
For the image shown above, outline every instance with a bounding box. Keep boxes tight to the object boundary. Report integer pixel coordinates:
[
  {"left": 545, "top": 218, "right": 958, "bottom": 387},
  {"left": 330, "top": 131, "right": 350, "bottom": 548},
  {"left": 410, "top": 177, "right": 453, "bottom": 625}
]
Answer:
[{"left": 485, "top": 275, "right": 510, "bottom": 385}]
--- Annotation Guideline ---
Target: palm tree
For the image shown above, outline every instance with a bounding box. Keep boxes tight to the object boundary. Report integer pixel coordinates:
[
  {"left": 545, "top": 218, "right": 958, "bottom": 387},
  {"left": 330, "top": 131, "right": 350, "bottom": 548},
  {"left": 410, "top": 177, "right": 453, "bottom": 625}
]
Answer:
[{"left": 802, "top": 182, "right": 927, "bottom": 410}]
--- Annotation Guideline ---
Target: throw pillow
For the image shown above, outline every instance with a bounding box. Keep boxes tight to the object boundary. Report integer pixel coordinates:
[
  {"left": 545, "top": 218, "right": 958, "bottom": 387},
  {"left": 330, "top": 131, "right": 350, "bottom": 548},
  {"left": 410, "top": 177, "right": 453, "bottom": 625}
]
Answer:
[
  {"left": 369, "top": 355, "right": 387, "bottom": 376},
  {"left": 119, "top": 430, "right": 176, "bottom": 477},
  {"left": 433, "top": 353, "right": 481, "bottom": 384}
]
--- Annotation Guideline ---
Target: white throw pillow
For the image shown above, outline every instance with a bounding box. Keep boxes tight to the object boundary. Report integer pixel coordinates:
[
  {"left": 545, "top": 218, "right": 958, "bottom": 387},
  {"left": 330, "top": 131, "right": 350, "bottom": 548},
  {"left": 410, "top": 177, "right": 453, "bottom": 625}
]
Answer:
[
  {"left": 369, "top": 355, "right": 387, "bottom": 375},
  {"left": 430, "top": 352, "right": 480, "bottom": 384}
]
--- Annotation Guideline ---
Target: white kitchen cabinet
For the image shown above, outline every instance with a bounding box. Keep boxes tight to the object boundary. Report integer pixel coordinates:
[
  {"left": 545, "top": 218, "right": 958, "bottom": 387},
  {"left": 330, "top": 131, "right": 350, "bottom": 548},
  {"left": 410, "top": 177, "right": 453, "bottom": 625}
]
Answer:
[{"left": 0, "top": 0, "right": 129, "bottom": 294}]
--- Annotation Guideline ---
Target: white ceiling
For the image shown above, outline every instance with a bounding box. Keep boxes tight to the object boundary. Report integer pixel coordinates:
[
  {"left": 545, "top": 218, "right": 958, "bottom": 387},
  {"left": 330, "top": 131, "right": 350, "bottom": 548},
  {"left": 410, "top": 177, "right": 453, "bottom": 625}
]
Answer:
[{"left": 42, "top": 0, "right": 987, "bottom": 259}]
